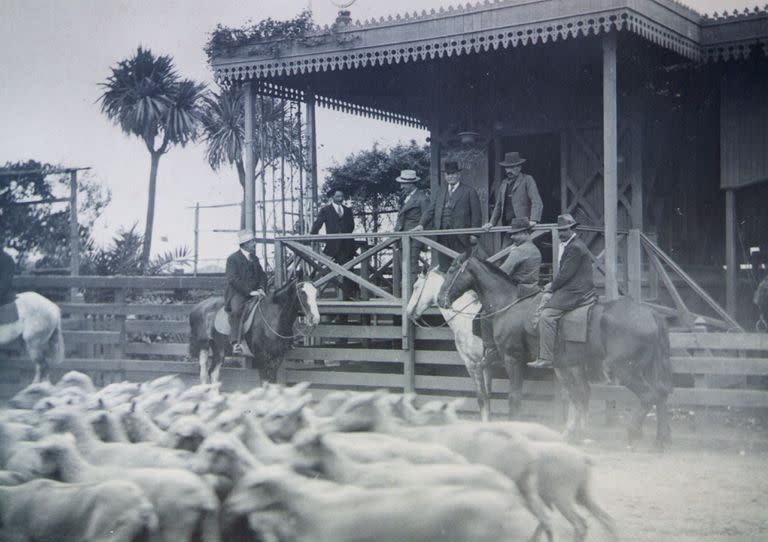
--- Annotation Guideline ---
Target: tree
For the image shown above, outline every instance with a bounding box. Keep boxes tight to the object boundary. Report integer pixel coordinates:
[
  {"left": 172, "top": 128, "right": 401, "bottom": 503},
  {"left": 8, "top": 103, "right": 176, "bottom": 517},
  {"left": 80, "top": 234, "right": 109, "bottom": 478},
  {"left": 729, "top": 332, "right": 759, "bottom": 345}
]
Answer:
[
  {"left": 99, "top": 46, "right": 207, "bottom": 272},
  {"left": 323, "top": 141, "right": 430, "bottom": 232},
  {"left": 0, "top": 160, "right": 110, "bottom": 270},
  {"left": 201, "top": 87, "right": 305, "bottom": 229}
]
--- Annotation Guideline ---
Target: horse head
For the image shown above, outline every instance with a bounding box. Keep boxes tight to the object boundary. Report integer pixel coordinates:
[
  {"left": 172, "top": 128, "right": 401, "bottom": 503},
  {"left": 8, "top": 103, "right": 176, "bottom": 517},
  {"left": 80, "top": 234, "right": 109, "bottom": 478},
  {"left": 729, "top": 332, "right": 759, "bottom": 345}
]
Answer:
[
  {"left": 296, "top": 281, "right": 320, "bottom": 328},
  {"left": 406, "top": 266, "right": 444, "bottom": 320},
  {"left": 437, "top": 256, "right": 473, "bottom": 309}
]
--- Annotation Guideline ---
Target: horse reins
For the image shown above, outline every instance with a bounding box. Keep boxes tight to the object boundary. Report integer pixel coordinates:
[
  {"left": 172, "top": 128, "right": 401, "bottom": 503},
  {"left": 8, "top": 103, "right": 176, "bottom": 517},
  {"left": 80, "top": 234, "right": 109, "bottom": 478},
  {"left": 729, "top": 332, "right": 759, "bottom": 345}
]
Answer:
[{"left": 256, "top": 282, "right": 317, "bottom": 340}]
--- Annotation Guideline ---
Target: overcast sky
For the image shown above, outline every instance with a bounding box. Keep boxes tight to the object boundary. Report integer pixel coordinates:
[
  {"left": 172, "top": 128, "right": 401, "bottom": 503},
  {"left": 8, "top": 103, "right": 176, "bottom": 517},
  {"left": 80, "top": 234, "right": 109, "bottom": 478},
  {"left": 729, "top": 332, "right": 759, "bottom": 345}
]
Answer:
[{"left": 0, "top": 0, "right": 753, "bottom": 268}]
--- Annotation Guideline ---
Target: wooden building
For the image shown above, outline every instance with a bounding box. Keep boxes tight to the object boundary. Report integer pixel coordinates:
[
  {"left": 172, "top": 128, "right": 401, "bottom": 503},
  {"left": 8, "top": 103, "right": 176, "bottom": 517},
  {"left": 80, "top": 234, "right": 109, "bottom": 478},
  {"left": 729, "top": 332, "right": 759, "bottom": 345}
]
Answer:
[{"left": 210, "top": 0, "right": 768, "bottom": 326}]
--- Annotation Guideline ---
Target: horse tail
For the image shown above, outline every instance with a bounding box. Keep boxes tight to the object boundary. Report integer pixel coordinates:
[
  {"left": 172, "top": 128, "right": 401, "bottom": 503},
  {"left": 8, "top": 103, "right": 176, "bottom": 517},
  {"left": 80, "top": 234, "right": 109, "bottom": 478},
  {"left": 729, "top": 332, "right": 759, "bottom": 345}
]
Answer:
[
  {"left": 651, "top": 311, "right": 673, "bottom": 395},
  {"left": 48, "top": 314, "right": 65, "bottom": 365}
]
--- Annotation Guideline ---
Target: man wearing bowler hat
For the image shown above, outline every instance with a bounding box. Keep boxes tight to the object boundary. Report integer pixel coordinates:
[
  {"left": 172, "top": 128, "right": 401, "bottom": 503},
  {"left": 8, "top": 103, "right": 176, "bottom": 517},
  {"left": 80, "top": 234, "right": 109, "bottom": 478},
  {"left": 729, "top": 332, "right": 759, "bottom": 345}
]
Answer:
[
  {"left": 225, "top": 230, "right": 268, "bottom": 353},
  {"left": 481, "top": 217, "right": 542, "bottom": 365},
  {"left": 394, "top": 169, "right": 430, "bottom": 287},
  {"left": 529, "top": 213, "right": 596, "bottom": 369},
  {"left": 413, "top": 161, "right": 482, "bottom": 271},
  {"left": 483, "top": 152, "right": 543, "bottom": 241}
]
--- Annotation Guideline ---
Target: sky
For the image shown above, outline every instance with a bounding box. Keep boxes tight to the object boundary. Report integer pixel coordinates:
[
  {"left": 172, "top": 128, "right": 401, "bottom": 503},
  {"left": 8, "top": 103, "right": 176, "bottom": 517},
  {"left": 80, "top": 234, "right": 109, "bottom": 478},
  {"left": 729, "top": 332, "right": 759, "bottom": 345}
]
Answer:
[{"left": 0, "top": 0, "right": 754, "bottom": 269}]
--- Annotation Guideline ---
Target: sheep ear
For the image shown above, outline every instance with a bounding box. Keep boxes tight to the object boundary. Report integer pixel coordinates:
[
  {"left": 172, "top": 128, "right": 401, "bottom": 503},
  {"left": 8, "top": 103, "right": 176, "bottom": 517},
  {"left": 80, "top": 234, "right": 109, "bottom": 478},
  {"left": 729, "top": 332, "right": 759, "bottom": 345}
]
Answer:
[
  {"left": 163, "top": 393, "right": 170, "bottom": 401},
  {"left": 192, "top": 404, "right": 200, "bottom": 414},
  {"left": 130, "top": 400, "right": 136, "bottom": 413},
  {"left": 98, "top": 398, "right": 105, "bottom": 409},
  {"left": 45, "top": 400, "right": 54, "bottom": 409}
]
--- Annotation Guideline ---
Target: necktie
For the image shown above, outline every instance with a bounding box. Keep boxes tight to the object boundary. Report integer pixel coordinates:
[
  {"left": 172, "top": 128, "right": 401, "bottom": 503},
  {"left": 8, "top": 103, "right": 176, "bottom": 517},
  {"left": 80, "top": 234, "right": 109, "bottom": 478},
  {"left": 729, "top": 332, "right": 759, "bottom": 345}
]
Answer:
[{"left": 335, "top": 205, "right": 343, "bottom": 217}]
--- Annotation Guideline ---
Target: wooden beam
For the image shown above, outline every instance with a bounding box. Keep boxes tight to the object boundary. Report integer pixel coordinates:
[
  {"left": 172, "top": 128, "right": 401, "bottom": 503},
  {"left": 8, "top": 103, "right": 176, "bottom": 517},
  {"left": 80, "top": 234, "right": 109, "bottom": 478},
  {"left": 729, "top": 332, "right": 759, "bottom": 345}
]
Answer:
[
  {"left": 69, "top": 170, "right": 79, "bottom": 301},
  {"left": 630, "top": 108, "right": 644, "bottom": 230},
  {"left": 313, "top": 237, "right": 398, "bottom": 288},
  {"left": 627, "top": 229, "right": 642, "bottom": 301},
  {"left": 646, "top": 250, "right": 694, "bottom": 328},
  {"left": 725, "top": 189, "right": 737, "bottom": 318},
  {"left": 244, "top": 81, "right": 256, "bottom": 233},
  {"left": 603, "top": 32, "right": 619, "bottom": 300},
  {"left": 306, "top": 91, "right": 319, "bottom": 223}
]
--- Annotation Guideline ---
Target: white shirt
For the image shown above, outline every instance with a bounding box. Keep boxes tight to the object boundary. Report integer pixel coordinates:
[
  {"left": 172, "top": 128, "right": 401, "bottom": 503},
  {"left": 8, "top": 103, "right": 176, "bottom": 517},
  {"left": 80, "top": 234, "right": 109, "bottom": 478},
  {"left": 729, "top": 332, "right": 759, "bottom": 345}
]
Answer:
[
  {"left": 333, "top": 203, "right": 344, "bottom": 216},
  {"left": 448, "top": 182, "right": 460, "bottom": 195},
  {"left": 240, "top": 248, "right": 252, "bottom": 260},
  {"left": 558, "top": 233, "right": 577, "bottom": 267}
]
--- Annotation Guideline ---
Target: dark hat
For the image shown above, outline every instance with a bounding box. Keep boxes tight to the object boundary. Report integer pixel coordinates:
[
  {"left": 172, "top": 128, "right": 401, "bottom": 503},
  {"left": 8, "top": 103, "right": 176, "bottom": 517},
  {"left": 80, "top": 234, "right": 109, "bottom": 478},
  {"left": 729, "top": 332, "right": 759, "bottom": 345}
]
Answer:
[
  {"left": 556, "top": 213, "right": 579, "bottom": 230},
  {"left": 396, "top": 170, "right": 420, "bottom": 183},
  {"left": 326, "top": 188, "right": 343, "bottom": 198},
  {"left": 499, "top": 151, "right": 526, "bottom": 167},
  {"left": 443, "top": 161, "right": 462, "bottom": 174},
  {"left": 508, "top": 217, "right": 533, "bottom": 234}
]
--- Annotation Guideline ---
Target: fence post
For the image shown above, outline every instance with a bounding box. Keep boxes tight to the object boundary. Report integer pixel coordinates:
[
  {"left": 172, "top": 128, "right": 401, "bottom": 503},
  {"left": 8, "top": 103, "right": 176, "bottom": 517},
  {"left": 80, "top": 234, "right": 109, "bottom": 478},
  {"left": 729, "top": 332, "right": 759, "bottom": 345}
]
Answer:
[
  {"left": 627, "top": 229, "right": 642, "bottom": 301},
  {"left": 401, "top": 234, "right": 415, "bottom": 393},
  {"left": 114, "top": 288, "right": 126, "bottom": 360},
  {"left": 274, "top": 240, "right": 284, "bottom": 287},
  {"left": 551, "top": 227, "right": 561, "bottom": 279}
]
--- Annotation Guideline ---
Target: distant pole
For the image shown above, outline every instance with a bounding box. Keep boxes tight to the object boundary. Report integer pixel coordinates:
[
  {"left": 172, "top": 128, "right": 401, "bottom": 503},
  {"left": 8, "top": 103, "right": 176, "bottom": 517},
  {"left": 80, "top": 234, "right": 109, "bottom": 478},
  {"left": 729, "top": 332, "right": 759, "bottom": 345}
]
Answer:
[
  {"left": 194, "top": 202, "right": 200, "bottom": 276},
  {"left": 602, "top": 32, "right": 619, "bottom": 300},
  {"left": 69, "top": 169, "right": 79, "bottom": 301},
  {"left": 259, "top": 95, "right": 269, "bottom": 264},
  {"left": 297, "top": 103, "right": 306, "bottom": 234},
  {"left": 306, "top": 90, "right": 319, "bottom": 223},
  {"left": 243, "top": 81, "right": 256, "bottom": 234},
  {"left": 280, "top": 100, "right": 287, "bottom": 236},
  {"left": 725, "top": 189, "right": 737, "bottom": 317}
]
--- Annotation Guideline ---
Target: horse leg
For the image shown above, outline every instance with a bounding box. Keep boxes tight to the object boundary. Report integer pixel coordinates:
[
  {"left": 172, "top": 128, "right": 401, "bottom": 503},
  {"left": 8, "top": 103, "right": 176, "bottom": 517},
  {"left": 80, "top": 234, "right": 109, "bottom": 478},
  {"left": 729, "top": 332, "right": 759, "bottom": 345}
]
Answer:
[
  {"left": 26, "top": 340, "right": 49, "bottom": 383},
  {"left": 612, "top": 361, "right": 654, "bottom": 446},
  {"left": 503, "top": 353, "right": 523, "bottom": 419},
  {"left": 210, "top": 357, "right": 222, "bottom": 384},
  {"left": 654, "top": 389, "right": 672, "bottom": 450},
  {"left": 199, "top": 349, "right": 210, "bottom": 385},
  {"left": 555, "top": 367, "right": 583, "bottom": 444}
]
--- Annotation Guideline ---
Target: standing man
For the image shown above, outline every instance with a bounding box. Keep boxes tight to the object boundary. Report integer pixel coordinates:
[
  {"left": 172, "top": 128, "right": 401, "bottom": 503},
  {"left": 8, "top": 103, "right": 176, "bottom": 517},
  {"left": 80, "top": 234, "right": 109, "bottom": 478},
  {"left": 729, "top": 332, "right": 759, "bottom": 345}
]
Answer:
[
  {"left": 311, "top": 189, "right": 356, "bottom": 300},
  {"left": 394, "top": 169, "right": 430, "bottom": 287},
  {"left": 0, "top": 248, "right": 16, "bottom": 305},
  {"left": 483, "top": 152, "right": 543, "bottom": 241},
  {"left": 414, "top": 161, "right": 482, "bottom": 271},
  {"left": 529, "top": 214, "right": 595, "bottom": 369},
  {"left": 481, "top": 218, "right": 542, "bottom": 365},
  {"left": 225, "top": 230, "right": 268, "bottom": 354}
]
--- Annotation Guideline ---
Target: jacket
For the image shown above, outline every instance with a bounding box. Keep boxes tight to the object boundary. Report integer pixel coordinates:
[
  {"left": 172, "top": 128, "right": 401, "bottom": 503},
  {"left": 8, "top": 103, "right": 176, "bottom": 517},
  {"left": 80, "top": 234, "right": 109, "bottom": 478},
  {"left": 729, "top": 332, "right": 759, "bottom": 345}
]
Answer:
[
  {"left": 395, "top": 189, "right": 430, "bottom": 232},
  {"left": 310, "top": 203, "right": 356, "bottom": 260},
  {"left": 421, "top": 183, "right": 482, "bottom": 230},
  {"left": 224, "top": 251, "right": 268, "bottom": 311},
  {"left": 0, "top": 250, "right": 15, "bottom": 304},
  {"left": 545, "top": 236, "right": 595, "bottom": 311},
  {"left": 499, "top": 240, "right": 541, "bottom": 297},
  {"left": 489, "top": 174, "right": 543, "bottom": 225}
]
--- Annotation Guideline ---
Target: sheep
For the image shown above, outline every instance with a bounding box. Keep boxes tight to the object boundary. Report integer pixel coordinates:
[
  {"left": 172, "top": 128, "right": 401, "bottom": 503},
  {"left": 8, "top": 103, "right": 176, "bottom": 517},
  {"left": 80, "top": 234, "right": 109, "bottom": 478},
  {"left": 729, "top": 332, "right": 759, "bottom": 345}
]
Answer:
[
  {"left": 56, "top": 370, "right": 96, "bottom": 394},
  {"left": 114, "top": 401, "right": 170, "bottom": 444},
  {"left": 0, "top": 470, "right": 27, "bottom": 486},
  {"left": 224, "top": 465, "right": 531, "bottom": 542},
  {"left": 0, "top": 421, "right": 40, "bottom": 478},
  {"left": 8, "top": 381, "right": 56, "bottom": 409},
  {"left": 41, "top": 406, "right": 192, "bottom": 468},
  {"left": 33, "top": 433, "right": 222, "bottom": 542},
  {"left": 165, "top": 414, "right": 210, "bottom": 452},
  {"left": 88, "top": 409, "right": 130, "bottom": 443},
  {"left": 0, "top": 478, "right": 157, "bottom": 542},
  {"left": 292, "top": 429, "right": 514, "bottom": 492}
]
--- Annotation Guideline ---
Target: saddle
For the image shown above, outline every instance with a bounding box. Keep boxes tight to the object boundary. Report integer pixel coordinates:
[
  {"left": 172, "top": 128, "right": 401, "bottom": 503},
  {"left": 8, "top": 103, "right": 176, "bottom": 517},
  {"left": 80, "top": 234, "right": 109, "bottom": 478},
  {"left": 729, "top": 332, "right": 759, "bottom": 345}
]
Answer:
[
  {"left": 213, "top": 297, "right": 262, "bottom": 355},
  {"left": 530, "top": 293, "right": 596, "bottom": 343},
  {"left": 0, "top": 298, "right": 19, "bottom": 326}
]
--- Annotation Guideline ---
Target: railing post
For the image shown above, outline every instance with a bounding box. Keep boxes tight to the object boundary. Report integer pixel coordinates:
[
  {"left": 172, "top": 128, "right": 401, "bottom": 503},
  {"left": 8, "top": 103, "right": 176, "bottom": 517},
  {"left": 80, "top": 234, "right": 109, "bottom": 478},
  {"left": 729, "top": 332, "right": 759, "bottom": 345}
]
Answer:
[
  {"left": 627, "top": 229, "right": 642, "bottom": 301},
  {"left": 114, "top": 288, "right": 126, "bottom": 360},
  {"left": 551, "top": 227, "right": 561, "bottom": 279},
  {"left": 274, "top": 240, "right": 284, "bottom": 287},
  {"left": 402, "top": 234, "right": 415, "bottom": 393}
]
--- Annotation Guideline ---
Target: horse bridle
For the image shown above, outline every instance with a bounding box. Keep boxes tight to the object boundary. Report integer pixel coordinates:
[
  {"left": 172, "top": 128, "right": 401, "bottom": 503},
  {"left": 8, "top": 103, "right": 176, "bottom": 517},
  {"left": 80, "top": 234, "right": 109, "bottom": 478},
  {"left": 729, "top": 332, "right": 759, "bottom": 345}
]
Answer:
[
  {"left": 439, "top": 259, "right": 468, "bottom": 309},
  {"left": 256, "top": 281, "right": 317, "bottom": 340}
]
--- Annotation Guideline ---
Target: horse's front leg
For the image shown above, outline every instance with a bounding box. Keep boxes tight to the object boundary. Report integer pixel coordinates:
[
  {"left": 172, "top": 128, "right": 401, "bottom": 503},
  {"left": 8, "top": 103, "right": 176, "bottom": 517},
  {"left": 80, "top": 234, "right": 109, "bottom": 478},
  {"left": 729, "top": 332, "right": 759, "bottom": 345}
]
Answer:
[
  {"left": 555, "top": 367, "right": 581, "bottom": 443},
  {"left": 502, "top": 352, "right": 523, "bottom": 419},
  {"left": 612, "top": 361, "right": 653, "bottom": 447},
  {"left": 198, "top": 348, "right": 210, "bottom": 385}
]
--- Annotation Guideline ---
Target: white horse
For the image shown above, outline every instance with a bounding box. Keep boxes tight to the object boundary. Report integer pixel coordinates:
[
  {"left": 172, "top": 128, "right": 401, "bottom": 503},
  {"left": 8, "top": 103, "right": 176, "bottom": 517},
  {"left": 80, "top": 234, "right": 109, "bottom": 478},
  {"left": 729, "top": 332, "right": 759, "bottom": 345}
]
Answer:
[
  {"left": 405, "top": 267, "right": 492, "bottom": 421},
  {"left": 0, "top": 292, "right": 64, "bottom": 383}
]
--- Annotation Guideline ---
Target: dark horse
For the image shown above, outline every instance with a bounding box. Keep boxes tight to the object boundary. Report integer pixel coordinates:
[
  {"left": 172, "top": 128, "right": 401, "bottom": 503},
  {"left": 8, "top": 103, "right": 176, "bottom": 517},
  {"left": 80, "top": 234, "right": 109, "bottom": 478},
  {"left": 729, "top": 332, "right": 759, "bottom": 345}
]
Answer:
[
  {"left": 189, "top": 277, "right": 320, "bottom": 384},
  {"left": 439, "top": 254, "right": 673, "bottom": 447}
]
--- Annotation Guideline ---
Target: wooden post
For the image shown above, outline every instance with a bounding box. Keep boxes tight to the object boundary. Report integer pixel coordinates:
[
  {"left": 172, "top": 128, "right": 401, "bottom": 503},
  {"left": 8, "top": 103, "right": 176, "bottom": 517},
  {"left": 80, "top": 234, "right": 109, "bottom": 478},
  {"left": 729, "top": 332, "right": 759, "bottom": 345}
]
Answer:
[
  {"left": 560, "top": 130, "right": 568, "bottom": 213},
  {"left": 243, "top": 81, "right": 256, "bottom": 234},
  {"left": 193, "top": 203, "right": 200, "bottom": 276},
  {"left": 630, "top": 109, "right": 644, "bottom": 230},
  {"left": 114, "top": 288, "right": 126, "bottom": 359},
  {"left": 402, "top": 234, "right": 416, "bottom": 393},
  {"left": 627, "top": 229, "right": 642, "bottom": 301},
  {"left": 306, "top": 91, "right": 319, "bottom": 223},
  {"left": 725, "top": 189, "right": 737, "bottom": 317},
  {"left": 259, "top": 95, "right": 269, "bottom": 265},
  {"left": 69, "top": 170, "right": 79, "bottom": 301},
  {"left": 274, "top": 240, "right": 284, "bottom": 287},
  {"left": 551, "top": 226, "right": 561, "bottom": 277},
  {"left": 602, "top": 32, "right": 619, "bottom": 300}
]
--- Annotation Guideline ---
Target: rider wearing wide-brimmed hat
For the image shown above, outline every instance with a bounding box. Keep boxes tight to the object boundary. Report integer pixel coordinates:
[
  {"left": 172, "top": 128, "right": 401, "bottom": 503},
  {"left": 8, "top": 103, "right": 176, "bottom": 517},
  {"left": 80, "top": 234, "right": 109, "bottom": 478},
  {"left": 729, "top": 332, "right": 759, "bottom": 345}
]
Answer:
[
  {"left": 225, "top": 230, "right": 268, "bottom": 353},
  {"left": 394, "top": 170, "right": 430, "bottom": 286},
  {"left": 483, "top": 152, "right": 543, "bottom": 243},
  {"left": 529, "top": 213, "right": 595, "bottom": 369}
]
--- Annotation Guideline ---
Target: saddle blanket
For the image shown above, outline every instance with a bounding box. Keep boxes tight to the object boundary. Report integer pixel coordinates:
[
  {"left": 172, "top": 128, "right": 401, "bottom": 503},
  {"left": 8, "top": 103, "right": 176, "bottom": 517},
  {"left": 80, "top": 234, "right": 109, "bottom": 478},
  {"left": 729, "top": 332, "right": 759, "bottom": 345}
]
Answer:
[
  {"left": 213, "top": 302, "right": 258, "bottom": 357},
  {"left": 0, "top": 299, "right": 19, "bottom": 326},
  {"left": 559, "top": 303, "right": 593, "bottom": 343}
]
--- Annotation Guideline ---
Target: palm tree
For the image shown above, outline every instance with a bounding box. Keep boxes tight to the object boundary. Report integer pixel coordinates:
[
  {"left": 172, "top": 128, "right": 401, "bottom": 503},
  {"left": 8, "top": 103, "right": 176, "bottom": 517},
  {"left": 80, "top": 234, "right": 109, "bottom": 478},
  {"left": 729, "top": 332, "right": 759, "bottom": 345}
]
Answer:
[
  {"left": 99, "top": 46, "right": 207, "bottom": 271},
  {"left": 201, "top": 87, "right": 305, "bottom": 228}
]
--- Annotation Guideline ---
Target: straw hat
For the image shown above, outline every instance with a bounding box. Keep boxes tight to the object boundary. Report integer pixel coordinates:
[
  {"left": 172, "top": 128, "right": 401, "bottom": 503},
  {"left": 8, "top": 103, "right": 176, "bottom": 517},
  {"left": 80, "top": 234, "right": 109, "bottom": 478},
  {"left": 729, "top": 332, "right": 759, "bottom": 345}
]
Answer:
[{"left": 396, "top": 170, "right": 420, "bottom": 183}]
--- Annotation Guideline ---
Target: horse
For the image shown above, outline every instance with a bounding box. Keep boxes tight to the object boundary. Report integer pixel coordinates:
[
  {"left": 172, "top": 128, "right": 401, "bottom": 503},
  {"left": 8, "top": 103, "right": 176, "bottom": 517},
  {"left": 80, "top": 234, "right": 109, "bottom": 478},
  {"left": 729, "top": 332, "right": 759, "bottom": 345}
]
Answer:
[
  {"left": 189, "top": 277, "right": 320, "bottom": 385},
  {"left": 0, "top": 292, "right": 65, "bottom": 383},
  {"left": 439, "top": 253, "right": 673, "bottom": 448},
  {"left": 405, "top": 267, "right": 492, "bottom": 422}
]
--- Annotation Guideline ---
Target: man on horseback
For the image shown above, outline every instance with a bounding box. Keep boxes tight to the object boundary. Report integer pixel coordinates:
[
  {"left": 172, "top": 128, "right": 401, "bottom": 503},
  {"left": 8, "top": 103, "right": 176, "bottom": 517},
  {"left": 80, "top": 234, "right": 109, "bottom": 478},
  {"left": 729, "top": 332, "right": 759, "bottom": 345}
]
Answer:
[
  {"left": 225, "top": 230, "right": 267, "bottom": 354},
  {"left": 0, "top": 248, "right": 15, "bottom": 305},
  {"left": 481, "top": 218, "right": 541, "bottom": 365},
  {"left": 529, "top": 214, "right": 596, "bottom": 369}
]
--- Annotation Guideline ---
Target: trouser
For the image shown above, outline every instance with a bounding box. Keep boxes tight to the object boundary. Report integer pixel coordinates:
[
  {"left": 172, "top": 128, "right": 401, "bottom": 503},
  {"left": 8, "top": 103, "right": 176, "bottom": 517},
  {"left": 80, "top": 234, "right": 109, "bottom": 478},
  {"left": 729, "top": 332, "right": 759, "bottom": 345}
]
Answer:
[
  {"left": 538, "top": 307, "right": 566, "bottom": 361},
  {"left": 227, "top": 293, "right": 247, "bottom": 344}
]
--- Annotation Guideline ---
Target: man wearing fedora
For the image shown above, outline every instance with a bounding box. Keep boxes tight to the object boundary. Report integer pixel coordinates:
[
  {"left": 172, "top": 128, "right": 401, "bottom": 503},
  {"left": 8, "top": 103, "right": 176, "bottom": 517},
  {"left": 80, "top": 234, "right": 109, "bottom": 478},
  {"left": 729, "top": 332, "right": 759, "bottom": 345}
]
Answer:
[
  {"left": 529, "top": 213, "right": 596, "bottom": 369},
  {"left": 483, "top": 152, "right": 543, "bottom": 242},
  {"left": 225, "top": 230, "right": 268, "bottom": 353},
  {"left": 414, "top": 161, "right": 482, "bottom": 271},
  {"left": 311, "top": 189, "right": 356, "bottom": 300},
  {"left": 394, "top": 169, "right": 430, "bottom": 287},
  {"left": 481, "top": 217, "right": 543, "bottom": 365}
]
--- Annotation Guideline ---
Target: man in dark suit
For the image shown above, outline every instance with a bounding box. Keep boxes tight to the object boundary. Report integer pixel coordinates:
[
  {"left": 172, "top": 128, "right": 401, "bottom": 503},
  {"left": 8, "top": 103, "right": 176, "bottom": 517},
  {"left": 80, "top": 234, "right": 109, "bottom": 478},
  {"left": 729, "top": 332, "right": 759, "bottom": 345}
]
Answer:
[
  {"left": 414, "top": 161, "right": 482, "bottom": 271},
  {"left": 529, "top": 214, "right": 596, "bottom": 369},
  {"left": 225, "top": 230, "right": 268, "bottom": 353},
  {"left": 311, "top": 189, "right": 356, "bottom": 299},
  {"left": 394, "top": 169, "right": 430, "bottom": 287},
  {"left": 0, "top": 248, "right": 16, "bottom": 305}
]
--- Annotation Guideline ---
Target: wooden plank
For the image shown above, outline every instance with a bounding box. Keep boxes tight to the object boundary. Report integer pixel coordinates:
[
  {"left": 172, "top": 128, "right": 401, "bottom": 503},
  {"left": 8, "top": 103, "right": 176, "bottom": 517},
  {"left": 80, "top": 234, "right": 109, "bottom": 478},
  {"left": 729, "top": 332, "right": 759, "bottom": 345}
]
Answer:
[
  {"left": 125, "top": 320, "right": 190, "bottom": 334},
  {"left": 285, "top": 348, "right": 404, "bottom": 363},
  {"left": 670, "top": 333, "right": 768, "bottom": 350},
  {"left": 123, "top": 343, "right": 188, "bottom": 356},
  {"left": 414, "top": 327, "right": 456, "bottom": 341},
  {"left": 414, "top": 350, "right": 465, "bottom": 365},
  {"left": 314, "top": 237, "right": 398, "bottom": 289},
  {"left": 310, "top": 325, "right": 400, "bottom": 339},
  {"left": 282, "top": 369, "right": 404, "bottom": 388},
  {"left": 14, "top": 275, "right": 225, "bottom": 290},
  {"left": 63, "top": 331, "right": 121, "bottom": 344},
  {"left": 646, "top": 250, "right": 693, "bottom": 327},
  {"left": 60, "top": 303, "right": 195, "bottom": 317},
  {"left": 602, "top": 32, "right": 619, "bottom": 301},
  {"left": 671, "top": 356, "right": 768, "bottom": 375}
]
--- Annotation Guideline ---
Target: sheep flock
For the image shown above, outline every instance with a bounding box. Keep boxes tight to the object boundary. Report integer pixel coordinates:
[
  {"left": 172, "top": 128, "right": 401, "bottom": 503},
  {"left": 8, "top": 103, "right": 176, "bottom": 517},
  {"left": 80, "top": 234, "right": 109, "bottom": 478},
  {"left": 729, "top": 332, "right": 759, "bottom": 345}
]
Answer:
[{"left": 0, "top": 371, "right": 617, "bottom": 542}]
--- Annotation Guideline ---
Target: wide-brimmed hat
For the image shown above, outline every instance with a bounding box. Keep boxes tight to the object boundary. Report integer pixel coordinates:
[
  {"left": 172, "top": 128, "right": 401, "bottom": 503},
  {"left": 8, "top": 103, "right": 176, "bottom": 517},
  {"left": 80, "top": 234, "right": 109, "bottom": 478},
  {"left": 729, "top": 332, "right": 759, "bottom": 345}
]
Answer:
[
  {"left": 556, "top": 213, "right": 579, "bottom": 230},
  {"left": 238, "top": 229, "right": 257, "bottom": 245},
  {"left": 396, "top": 170, "right": 420, "bottom": 183},
  {"left": 508, "top": 217, "right": 533, "bottom": 234},
  {"left": 499, "top": 151, "right": 526, "bottom": 167},
  {"left": 443, "top": 161, "right": 462, "bottom": 175}
]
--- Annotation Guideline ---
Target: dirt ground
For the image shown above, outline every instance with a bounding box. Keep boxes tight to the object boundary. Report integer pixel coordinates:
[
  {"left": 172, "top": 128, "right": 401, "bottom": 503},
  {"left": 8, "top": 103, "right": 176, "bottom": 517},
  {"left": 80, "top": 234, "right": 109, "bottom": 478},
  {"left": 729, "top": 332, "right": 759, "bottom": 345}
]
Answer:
[{"left": 540, "top": 429, "right": 768, "bottom": 542}]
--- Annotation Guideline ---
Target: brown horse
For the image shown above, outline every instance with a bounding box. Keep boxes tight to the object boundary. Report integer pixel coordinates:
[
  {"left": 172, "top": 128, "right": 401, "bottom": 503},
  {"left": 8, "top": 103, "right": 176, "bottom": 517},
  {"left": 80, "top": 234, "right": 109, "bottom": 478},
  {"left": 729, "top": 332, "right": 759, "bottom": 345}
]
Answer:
[{"left": 439, "top": 254, "right": 673, "bottom": 448}]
